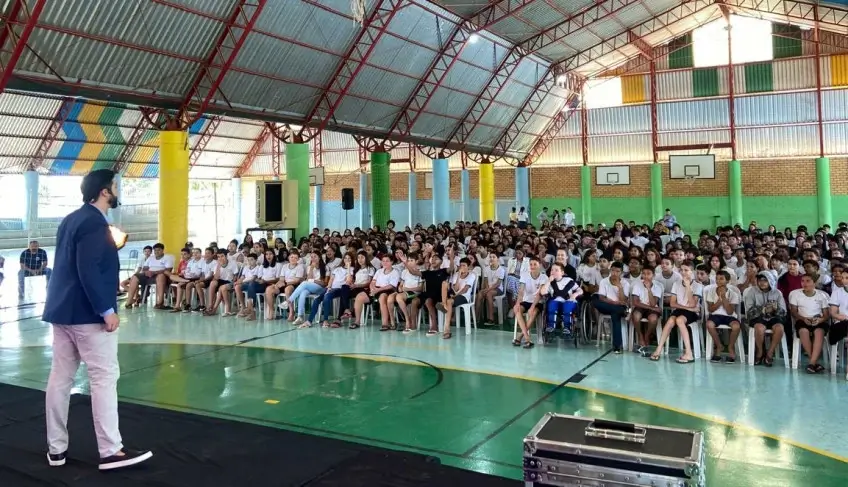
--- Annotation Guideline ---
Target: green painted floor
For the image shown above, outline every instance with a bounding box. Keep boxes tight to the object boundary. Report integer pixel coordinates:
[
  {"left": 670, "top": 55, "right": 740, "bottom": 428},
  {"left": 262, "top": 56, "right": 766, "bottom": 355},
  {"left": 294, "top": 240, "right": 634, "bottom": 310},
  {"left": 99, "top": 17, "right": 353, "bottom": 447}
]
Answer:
[{"left": 2, "top": 342, "right": 847, "bottom": 486}]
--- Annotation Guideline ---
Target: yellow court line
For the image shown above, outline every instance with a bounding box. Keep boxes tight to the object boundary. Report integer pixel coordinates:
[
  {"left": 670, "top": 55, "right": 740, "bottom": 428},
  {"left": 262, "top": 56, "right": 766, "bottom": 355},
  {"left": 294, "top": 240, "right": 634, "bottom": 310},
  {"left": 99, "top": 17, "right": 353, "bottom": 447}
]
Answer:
[{"left": 5, "top": 339, "right": 845, "bottom": 463}]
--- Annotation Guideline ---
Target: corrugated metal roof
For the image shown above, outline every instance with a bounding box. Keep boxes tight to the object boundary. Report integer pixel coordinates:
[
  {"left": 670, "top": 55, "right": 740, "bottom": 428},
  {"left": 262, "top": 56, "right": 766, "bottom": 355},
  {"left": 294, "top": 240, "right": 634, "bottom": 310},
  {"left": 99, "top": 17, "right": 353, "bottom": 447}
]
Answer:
[
  {"left": 734, "top": 92, "right": 818, "bottom": 126},
  {"left": 737, "top": 125, "right": 819, "bottom": 158}
]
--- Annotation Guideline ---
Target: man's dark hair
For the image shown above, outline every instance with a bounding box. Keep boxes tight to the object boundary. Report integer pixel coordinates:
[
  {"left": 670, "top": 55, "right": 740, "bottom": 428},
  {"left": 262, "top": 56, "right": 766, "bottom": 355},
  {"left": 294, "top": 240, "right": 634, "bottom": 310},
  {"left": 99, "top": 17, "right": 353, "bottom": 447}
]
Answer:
[
  {"left": 153, "top": 243, "right": 164, "bottom": 250},
  {"left": 80, "top": 169, "right": 115, "bottom": 204},
  {"left": 610, "top": 261, "right": 624, "bottom": 270}
]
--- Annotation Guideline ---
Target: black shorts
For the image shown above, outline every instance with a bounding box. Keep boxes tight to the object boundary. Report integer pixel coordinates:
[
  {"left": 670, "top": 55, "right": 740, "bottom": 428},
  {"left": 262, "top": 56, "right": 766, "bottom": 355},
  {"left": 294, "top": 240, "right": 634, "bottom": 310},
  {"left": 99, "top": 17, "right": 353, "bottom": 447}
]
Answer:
[
  {"left": 370, "top": 289, "right": 394, "bottom": 301},
  {"left": 795, "top": 320, "right": 829, "bottom": 336},
  {"left": 216, "top": 279, "right": 231, "bottom": 288},
  {"left": 633, "top": 308, "right": 660, "bottom": 321},
  {"left": 520, "top": 301, "right": 543, "bottom": 313},
  {"left": 451, "top": 295, "right": 468, "bottom": 307},
  {"left": 707, "top": 314, "right": 739, "bottom": 327},
  {"left": 671, "top": 309, "right": 699, "bottom": 323},
  {"left": 751, "top": 317, "right": 784, "bottom": 329}
]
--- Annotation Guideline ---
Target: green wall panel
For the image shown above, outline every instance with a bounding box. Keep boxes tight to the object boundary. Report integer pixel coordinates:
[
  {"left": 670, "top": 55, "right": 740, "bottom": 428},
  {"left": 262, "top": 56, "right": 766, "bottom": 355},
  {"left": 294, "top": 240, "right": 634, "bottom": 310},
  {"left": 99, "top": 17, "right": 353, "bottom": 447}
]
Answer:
[
  {"left": 773, "top": 23, "right": 802, "bottom": 60},
  {"left": 664, "top": 196, "right": 730, "bottom": 233},
  {"left": 668, "top": 33, "right": 693, "bottom": 69},
  {"left": 744, "top": 62, "right": 774, "bottom": 93},
  {"left": 593, "top": 198, "right": 651, "bottom": 226},
  {"left": 692, "top": 68, "right": 720, "bottom": 98},
  {"left": 831, "top": 196, "right": 848, "bottom": 227}
]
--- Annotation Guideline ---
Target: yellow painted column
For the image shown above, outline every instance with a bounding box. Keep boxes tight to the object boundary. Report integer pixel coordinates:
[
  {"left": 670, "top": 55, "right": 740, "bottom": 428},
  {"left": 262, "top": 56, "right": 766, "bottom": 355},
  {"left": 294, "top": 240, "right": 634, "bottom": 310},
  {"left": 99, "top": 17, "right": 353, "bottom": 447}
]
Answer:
[
  {"left": 479, "top": 161, "right": 495, "bottom": 222},
  {"left": 158, "top": 130, "right": 189, "bottom": 257}
]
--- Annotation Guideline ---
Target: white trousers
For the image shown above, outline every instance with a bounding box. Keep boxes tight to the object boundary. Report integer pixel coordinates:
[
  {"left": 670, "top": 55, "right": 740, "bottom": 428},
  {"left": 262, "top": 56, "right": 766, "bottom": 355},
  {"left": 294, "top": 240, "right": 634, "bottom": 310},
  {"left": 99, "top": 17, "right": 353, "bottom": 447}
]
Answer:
[{"left": 45, "top": 324, "right": 123, "bottom": 458}]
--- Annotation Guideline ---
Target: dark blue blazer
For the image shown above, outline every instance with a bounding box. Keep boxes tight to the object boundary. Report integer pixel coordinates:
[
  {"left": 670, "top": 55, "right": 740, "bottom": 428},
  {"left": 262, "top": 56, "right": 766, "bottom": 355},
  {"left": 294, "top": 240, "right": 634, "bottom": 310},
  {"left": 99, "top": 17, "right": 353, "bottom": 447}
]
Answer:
[{"left": 43, "top": 204, "right": 119, "bottom": 325}]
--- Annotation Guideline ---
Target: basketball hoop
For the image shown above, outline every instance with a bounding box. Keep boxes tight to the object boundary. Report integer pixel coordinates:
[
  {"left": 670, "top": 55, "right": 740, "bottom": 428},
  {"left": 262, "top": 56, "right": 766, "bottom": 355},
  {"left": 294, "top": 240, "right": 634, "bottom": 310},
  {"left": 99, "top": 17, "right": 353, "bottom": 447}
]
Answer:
[
  {"left": 351, "top": 0, "right": 366, "bottom": 26},
  {"left": 684, "top": 176, "right": 697, "bottom": 187}
]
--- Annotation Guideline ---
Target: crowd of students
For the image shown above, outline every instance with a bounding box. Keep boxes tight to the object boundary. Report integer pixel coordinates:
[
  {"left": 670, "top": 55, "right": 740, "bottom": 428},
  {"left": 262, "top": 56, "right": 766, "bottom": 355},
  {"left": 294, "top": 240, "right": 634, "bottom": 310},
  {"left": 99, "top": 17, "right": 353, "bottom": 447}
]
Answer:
[{"left": 120, "top": 216, "right": 848, "bottom": 374}]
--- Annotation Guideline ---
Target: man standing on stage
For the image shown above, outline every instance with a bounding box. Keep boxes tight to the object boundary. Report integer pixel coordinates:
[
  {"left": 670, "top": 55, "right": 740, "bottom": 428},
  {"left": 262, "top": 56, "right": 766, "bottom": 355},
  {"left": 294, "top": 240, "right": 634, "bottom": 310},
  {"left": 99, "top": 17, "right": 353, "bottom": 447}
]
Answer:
[{"left": 43, "top": 169, "right": 152, "bottom": 471}]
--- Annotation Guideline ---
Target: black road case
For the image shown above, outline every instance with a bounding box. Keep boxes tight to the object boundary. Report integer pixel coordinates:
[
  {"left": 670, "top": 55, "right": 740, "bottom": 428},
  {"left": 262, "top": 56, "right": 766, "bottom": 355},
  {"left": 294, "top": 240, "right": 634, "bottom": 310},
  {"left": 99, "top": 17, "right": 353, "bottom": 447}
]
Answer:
[{"left": 523, "top": 413, "right": 705, "bottom": 486}]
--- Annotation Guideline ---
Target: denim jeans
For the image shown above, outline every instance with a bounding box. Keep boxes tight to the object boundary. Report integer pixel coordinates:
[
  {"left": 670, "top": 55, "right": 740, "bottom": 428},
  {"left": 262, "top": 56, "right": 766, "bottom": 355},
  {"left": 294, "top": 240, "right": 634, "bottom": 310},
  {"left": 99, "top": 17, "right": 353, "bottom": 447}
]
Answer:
[
  {"left": 291, "top": 281, "right": 325, "bottom": 317},
  {"left": 311, "top": 286, "right": 350, "bottom": 323},
  {"left": 592, "top": 299, "right": 627, "bottom": 348},
  {"left": 245, "top": 280, "right": 266, "bottom": 302}
]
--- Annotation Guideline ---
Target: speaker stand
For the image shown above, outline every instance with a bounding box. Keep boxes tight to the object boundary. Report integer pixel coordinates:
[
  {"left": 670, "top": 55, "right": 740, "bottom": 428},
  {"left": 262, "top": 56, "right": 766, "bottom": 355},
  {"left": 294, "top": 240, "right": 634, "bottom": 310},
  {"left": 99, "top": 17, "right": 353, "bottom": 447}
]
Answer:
[{"left": 344, "top": 210, "right": 349, "bottom": 230}]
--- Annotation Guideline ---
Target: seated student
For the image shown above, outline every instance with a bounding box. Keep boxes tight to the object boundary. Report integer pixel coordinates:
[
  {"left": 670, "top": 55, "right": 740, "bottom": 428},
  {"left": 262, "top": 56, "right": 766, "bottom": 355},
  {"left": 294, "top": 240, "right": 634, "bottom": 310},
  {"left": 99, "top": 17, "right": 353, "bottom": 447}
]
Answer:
[
  {"left": 803, "top": 259, "right": 832, "bottom": 292},
  {"left": 288, "top": 251, "right": 328, "bottom": 327},
  {"left": 168, "top": 247, "right": 195, "bottom": 312},
  {"left": 695, "top": 264, "right": 712, "bottom": 287},
  {"left": 267, "top": 251, "right": 305, "bottom": 317},
  {"left": 125, "top": 242, "right": 174, "bottom": 309},
  {"left": 405, "top": 253, "right": 448, "bottom": 335},
  {"left": 828, "top": 263, "right": 848, "bottom": 351},
  {"left": 352, "top": 255, "right": 399, "bottom": 330},
  {"left": 192, "top": 247, "right": 219, "bottom": 312},
  {"left": 392, "top": 251, "right": 424, "bottom": 333},
  {"left": 542, "top": 263, "right": 582, "bottom": 336},
  {"left": 478, "top": 252, "right": 506, "bottom": 325},
  {"left": 591, "top": 261, "right": 630, "bottom": 354},
  {"left": 651, "top": 262, "right": 702, "bottom": 364},
  {"left": 204, "top": 249, "right": 240, "bottom": 316},
  {"left": 625, "top": 257, "right": 642, "bottom": 288},
  {"left": 744, "top": 271, "right": 787, "bottom": 366},
  {"left": 437, "top": 257, "right": 476, "bottom": 340},
  {"left": 512, "top": 256, "right": 549, "bottom": 348},
  {"left": 18, "top": 240, "right": 52, "bottom": 298},
  {"left": 310, "top": 252, "right": 355, "bottom": 328},
  {"left": 121, "top": 245, "right": 152, "bottom": 292},
  {"left": 630, "top": 266, "right": 664, "bottom": 353},
  {"left": 789, "top": 274, "right": 831, "bottom": 373},
  {"left": 704, "top": 270, "right": 743, "bottom": 363},
  {"left": 242, "top": 250, "right": 279, "bottom": 321},
  {"left": 234, "top": 253, "right": 261, "bottom": 317}
]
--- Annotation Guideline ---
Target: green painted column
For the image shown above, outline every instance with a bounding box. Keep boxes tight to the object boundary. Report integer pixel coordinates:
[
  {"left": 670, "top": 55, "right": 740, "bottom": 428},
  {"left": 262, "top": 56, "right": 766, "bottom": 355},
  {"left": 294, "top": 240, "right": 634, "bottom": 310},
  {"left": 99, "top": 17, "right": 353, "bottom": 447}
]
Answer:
[
  {"left": 580, "top": 165, "right": 592, "bottom": 225},
  {"left": 650, "top": 163, "right": 663, "bottom": 223},
  {"left": 729, "top": 159, "right": 743, "bottom": 227},
  {"left": 285, "top": 143, "right": 310, "bottom": 239},
  {"left": 370, "top": 151, "right": 391, "bottom": 228},
  {"left": 816, "top": 157, "right": 832, "bottom": 228}
]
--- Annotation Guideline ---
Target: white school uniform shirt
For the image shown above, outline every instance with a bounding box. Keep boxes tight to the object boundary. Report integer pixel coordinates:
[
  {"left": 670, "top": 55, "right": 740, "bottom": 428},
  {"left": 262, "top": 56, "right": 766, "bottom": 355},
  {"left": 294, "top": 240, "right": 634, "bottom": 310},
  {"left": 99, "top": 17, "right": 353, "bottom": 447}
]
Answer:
[
  {"left": 329, "top": 267, "right": 349, "bottom": 289},
  {"left": 218, "top": 260, "right": 240, "bottom": 281},
  {"left": 828, "top": 285, "right": 848, "bottom": 316},
  {"left": 576, "top": 264, "right": 601, "bottom": 286},
  {"left": 200, "top": 259, "right": 218, "bottom": 279},
  {"left": 185, "top": 258, "right": 204, "bottom": 279},
  {"left": 440, "top": 255, "right": 461, "bottom": 270},
  {"left": 563, "top": 211, "right": 575, "bottom": 227},
  {"left": 400, "top": 269, "right": 423, "bottom": 291},
  {"left": 280, "top": 263, "right": 305, "bottom": 282},
  {"left": 507, "top": 257, "right": 530, "bottom": 276},
  {"left": 598, "top": 277, "right": 630, "bottom": 304},
  {"left": 374, "top": 268, "right": 400, "bottom": 288},
  {"left": 354, "top": 266, "right": 374, "bottom": 285},
  {"left": 241, "top": 264, "right": 261, "bottom": 282},
  {"left": 482, "top": 265, "right": 506, "bottom": 292},
  {"left": 259, "top": 263, "right": 280, "bottom": 281},
  {"left": 145, "top": 254, "right": 175, "bottom": 272},
  {"left": 703, "top": 284, "right": 741, "bottom": 317},
  {"left": 631, "top": 280, "right": 664, "bottom": 307},
  {"left": 519, "top": 271, "right": 548, "bottom": 304},
  {"left": 548, "top": 276, "right": 582, "bottom": 302},
  {"left": 325, "top": 257, "right": 342, "bottom": 274},
  {"left": 670, "top": 281, "right": 703, "bottom": 309},
  {"left": 450, "top": 272, "right": 476, "bottom": 301},
  {"left": 788, "top": 289, "right": 830, "bottom": 318},
  {"left": 370, "top": 256, "right": 382, "bottom": 271},
  {"left": 654, "top": 269, "right": 682, "bottom": 295}
]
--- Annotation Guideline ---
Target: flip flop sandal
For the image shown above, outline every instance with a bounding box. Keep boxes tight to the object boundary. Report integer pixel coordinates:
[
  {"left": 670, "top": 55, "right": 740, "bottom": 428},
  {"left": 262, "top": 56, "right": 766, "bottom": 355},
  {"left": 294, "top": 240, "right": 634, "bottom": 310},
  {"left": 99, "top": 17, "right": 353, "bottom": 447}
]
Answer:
[
  {"left": 426, "top": 329, "right": 438, "bottom": 336},
  {"left": 725, "top": 356, "right": 736, "bottom": 364},
  {"left": 349, "top": 323, "right": 360, "bottom": 329},
  {"left": 676, "top": 357, "right": 694, "bottom": 364},
  {"left": 379, "top": 326, "right": 390, "bottom": 332},
  {"left": 512, "top": 339, "right": 522, "bottom": 347},
  {"left": 522, "top": 341, "right": 535, "bottom": 349},
  {"left": 764, "top": 356, "right": 774, "bottom": 367},
  {"left": 442, "top": 332, "right": 452, "bottom": 339},
  {"left": 649, "top": 354, "right": 661, "bottom": 361},
  {"left": 330, "top": 322, "right": 341, "bottom": 328},
  {"left": 754, "top": 356, "right": 764, "bottom": 365},
  {"left": 814, "top": 363, "right": 825, "bottom": 373},
  {"left": 805, "top": 364, "right": 817, "bottom": 374}
]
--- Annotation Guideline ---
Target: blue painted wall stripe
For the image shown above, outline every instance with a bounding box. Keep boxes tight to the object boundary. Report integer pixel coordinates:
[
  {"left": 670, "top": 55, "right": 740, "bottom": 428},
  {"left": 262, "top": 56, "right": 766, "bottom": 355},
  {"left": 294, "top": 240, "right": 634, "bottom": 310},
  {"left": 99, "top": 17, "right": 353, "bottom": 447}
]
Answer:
[{"left": 51, "top": 102, "right": 86, "bottom": 174}]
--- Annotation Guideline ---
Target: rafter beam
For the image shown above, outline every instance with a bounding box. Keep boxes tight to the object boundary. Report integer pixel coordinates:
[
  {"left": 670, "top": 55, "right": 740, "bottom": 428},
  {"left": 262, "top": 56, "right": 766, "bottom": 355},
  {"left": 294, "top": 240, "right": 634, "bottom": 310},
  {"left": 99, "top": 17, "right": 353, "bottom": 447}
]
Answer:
[
  {"left": 29, "top": 96, "right": 74, "bottom": 172},
  {"left": 385, "top": 2, "right": 538, "bottom": 143},
  {"left": 112, "top": 108, "right": 161, "bottom": 175},
  {"left": 627, "top": 30, "right": 653, "bottom": 59},
  {"left": 557, "top": 0, "right": 715, "bottom": 74},
  {"left": 299, "top": 0, "right": 403, "bottom": 138},
  {"left": 179, "top": 0, "right": 265, "bottom": 126},
  {"left": 234, "top": 124, "right": 271, "bottom": 178},
  {"left": 518, "top": 0, "right": 643, "bottom": 55},
  {"left": 189, "top": 115, "right": 222, "bottom": 167},
  {"left": 0, "top": 0, "right": 46, "bottom": 94},
  {"left": 445, "top": 46, "right": 524, "bottom": 153}
]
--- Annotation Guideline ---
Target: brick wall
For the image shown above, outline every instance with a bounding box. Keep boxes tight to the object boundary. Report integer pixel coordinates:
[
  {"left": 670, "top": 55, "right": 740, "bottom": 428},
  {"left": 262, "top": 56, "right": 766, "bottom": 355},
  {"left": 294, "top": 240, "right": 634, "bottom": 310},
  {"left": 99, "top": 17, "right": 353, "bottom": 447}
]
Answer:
[
  {"left": 742, "top": 159, "right": 815, "bottom": 196},
  {"left": 322, "top": 172, "right": 360, "bottom": 201},
  {"left": 828, "top": 158, "right": 848, "bottom": 195}
]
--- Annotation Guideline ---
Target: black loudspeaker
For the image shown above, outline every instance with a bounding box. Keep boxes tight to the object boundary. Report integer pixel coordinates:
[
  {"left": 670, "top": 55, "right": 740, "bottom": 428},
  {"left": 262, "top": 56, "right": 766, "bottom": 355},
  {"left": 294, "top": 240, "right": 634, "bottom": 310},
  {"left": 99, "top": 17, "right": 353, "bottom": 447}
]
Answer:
[{"left": 341, "top": 188, "right": 354, "bottom": 210}]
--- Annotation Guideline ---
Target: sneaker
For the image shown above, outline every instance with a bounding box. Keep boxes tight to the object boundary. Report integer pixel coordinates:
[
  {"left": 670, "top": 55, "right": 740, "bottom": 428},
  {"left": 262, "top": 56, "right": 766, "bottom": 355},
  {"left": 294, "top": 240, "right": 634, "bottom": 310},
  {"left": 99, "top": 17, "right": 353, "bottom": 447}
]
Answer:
[
  {"left": 47, "top": 451, "right": 66, "bottom": 467},
  {"left": 613, "top": 347, "right": 623, "bottom": 354},
  {"left": 99, "top": 448, "right": 153, "bottom": 471}
]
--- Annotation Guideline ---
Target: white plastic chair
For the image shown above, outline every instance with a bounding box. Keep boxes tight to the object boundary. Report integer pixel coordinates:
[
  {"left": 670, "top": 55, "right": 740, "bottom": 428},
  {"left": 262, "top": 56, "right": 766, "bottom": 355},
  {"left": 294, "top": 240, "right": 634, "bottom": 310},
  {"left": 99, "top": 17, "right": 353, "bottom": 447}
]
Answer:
[
  {"left": 513, "top": 303, "right": 545, "bottom": 341},
  {"left": 438, "top": 277, "right": 478, "bottom": 335},
  {"left": 654, "top": 299, "right": 703, "bottom": 359},
  {"left": 744, "top": 314, "right": 790, "bottom": 368},
  {"left": 628, "top": 293, "right": 664, "bottom": 351},
  {"left": 493, "top": 294, "right": 506, "bottom": 325},
  {"left": 704, "top": 302, "right": 746, "bottom": 363},
  {"left": 790, "top": 318, "right": 840, "bottom": 372}
]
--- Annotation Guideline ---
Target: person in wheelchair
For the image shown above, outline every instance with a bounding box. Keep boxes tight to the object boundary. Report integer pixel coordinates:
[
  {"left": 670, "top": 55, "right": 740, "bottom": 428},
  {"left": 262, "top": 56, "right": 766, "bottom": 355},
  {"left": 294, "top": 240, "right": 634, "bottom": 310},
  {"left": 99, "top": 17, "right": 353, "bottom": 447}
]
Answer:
[{"left": 541, "top": 263, "right": 582, "bottom": 338}]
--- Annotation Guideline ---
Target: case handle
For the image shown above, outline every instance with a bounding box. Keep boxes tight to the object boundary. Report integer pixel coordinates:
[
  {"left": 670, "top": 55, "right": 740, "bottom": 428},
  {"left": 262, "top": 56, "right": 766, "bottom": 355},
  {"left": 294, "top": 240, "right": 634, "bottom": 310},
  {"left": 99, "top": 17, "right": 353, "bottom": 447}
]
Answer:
[{"left": 585, "top": 420, "right": 647, "bottom": 444}]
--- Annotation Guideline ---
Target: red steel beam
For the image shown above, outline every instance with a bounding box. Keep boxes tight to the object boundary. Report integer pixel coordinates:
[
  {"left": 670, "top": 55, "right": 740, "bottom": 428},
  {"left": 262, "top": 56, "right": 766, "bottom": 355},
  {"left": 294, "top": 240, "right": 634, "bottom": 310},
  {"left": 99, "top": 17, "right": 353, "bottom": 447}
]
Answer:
[
  {"left": 520, "top": 91, "right": 582, "bottom": 167},
  {"left": 112, "top": 108, "right": 160, "bottom": 174},
  {"left": 557, "top": 0, "right": 715, "bottom": 74},
  {"left": 726, "top": 14, "right": 737, "bottom": 161},
  {"left": 312, "top": 130, "right": 323, "bottom": 168},
  {"left": 0, "top": 0, "right": 46, "bottom": 93},
  {"left": 270, "top": 132, "right": 281, "bottom": 177},
  {"left": 234, "top": 124, "right": 271, "bottom": 177},
  {"left": 579, "top": 93, "right": 589, "bottom": 166},
  {"left": 814, "top": 8, "right": 824, "bottom": 158},
  {"left": 29, "top": 96, "right": 75, "bottom": 171},
  {"left": 445, "top": 46, "right": 524, "bottom": 153},
  {"left": 299, "top": 0, "right": 404, "bottom": 138},
  {"left": 628, "top": 30, "right": 653, "bottom": 59},
  {"left": 179, "top": 0, "right": 266, "bottom": 125},
  {"left": 189, "top": 115, "right": 222, "bottom": 167},
  {"left": 519, "top": 0, "right": 643, "bottom": 55}
]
